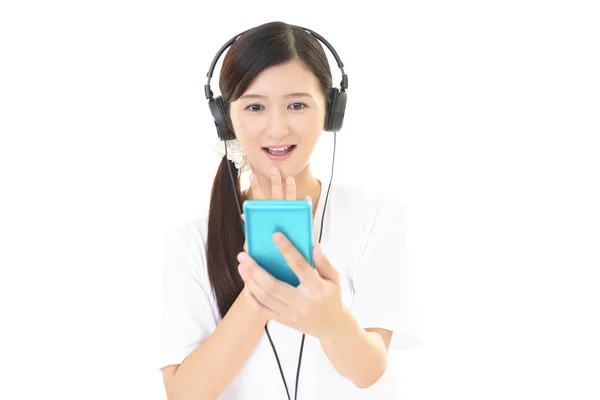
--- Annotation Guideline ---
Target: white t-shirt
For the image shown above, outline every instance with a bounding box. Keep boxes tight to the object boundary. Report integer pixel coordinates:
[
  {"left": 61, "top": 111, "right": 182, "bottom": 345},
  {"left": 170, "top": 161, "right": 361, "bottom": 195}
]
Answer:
[{"left": 158, "top": 179, "right": 421, "bottom": 399}]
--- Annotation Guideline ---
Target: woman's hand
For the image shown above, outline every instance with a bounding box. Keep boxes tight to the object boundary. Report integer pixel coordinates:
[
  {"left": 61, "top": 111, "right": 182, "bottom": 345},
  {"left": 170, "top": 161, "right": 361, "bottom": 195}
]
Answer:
[
  {"left": 237, "top": 231, "right": 344, "bottom": 340},
  {"left": 241, "top": 167, "right": 302, "bottom": 252}
]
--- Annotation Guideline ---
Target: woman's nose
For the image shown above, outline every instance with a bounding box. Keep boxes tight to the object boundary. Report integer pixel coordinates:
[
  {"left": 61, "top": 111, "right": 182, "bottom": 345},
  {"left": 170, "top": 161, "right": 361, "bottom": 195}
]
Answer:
[{"left": 266, "top": 109, "right": 288, "bottom": 139}]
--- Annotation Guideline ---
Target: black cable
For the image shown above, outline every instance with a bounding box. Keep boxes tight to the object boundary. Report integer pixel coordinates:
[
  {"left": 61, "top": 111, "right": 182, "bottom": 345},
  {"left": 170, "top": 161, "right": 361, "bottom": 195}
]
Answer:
[
  {"left": 224, "top": 144, "right": 244, "bottom": 232},
  {"left": 265, "top": 324, "right": 291, "bottom": 400},
  {"left": 225, "top": 132, "right": 337, "bottom": 399},
  {"left": 293, "top": 131, "right": 337, "bottom": 400},
  {"left": 293, "top": 334, "right": 306, "bottom": 400},
  {"left": 225, "top": 147, "right": 292, "bottom": 399}
]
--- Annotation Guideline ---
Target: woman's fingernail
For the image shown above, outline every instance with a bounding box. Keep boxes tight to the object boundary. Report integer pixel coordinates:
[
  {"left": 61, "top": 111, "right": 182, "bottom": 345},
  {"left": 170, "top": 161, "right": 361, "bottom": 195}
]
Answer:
[
  {"left": 273, "top": 232, "right": 284, "bottom": 244},
  {"left": 286, "top": 177, "right": 293, "bottom": 185},
  {"left": 250, "top": 174, "right": 256, "bottom": 181},
  {"left": 271, "top": 167, "right": 277, "bottom": 176},
  {"left": 238, "top": 252, "right": 247, "bottom": 262}
]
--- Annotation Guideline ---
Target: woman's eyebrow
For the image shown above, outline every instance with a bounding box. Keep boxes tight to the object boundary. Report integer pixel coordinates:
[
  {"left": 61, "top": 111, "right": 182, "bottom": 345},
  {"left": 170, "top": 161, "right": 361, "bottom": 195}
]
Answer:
[
  {"left": 285, "top": 92, "right": 313, "bottom": 98},
  {"left": 239, "top": 92, "right": 314, "bottom": 100}
]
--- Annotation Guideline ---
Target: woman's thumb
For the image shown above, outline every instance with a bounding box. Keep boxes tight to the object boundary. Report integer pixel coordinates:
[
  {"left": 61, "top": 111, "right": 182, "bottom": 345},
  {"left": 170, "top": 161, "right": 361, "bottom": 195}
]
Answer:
[{"left": 313, "top": 244, "right": 339, "bottom": 283}]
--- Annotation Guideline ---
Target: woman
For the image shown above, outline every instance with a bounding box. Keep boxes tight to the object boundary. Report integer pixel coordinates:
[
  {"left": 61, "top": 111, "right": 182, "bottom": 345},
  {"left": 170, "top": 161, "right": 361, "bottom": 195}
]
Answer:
[{"left": 159, "top": 21, "right": 420, "bottom": 400}]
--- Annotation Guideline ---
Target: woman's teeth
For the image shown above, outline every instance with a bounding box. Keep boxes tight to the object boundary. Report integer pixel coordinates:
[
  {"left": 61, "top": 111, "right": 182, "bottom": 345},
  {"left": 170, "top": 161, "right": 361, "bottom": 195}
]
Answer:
[{"left": 264, "top": 145, "right": 295, "bottom": 155}]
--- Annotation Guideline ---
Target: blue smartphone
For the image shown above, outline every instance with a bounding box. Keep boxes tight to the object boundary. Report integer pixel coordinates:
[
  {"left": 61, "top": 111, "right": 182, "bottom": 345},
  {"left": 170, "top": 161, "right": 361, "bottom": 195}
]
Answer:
[{"left": 243, "top": 200, "right": 314, "bottom": 287}]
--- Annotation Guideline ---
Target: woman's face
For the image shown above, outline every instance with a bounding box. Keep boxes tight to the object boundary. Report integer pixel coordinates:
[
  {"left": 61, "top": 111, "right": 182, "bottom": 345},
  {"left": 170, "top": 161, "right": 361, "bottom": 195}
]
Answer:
[{"left": 229, "top": 58, "right": 327, "bottom": 180}]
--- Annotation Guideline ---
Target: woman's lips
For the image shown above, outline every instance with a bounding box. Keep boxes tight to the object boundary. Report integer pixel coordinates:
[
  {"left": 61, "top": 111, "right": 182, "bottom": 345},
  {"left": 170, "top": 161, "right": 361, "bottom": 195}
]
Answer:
[{"left": 262, "top": 145, "right": 296, "bottom": 161}]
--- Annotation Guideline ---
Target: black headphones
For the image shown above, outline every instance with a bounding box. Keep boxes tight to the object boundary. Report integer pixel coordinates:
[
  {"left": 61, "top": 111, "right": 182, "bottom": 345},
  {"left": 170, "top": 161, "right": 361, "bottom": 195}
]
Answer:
[{"left": 204, "top": 25, "right": 349, "bottom": 140}]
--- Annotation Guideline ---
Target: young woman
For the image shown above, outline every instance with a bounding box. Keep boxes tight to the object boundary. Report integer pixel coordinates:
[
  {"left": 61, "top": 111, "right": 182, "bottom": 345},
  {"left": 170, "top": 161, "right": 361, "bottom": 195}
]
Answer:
[{"left": 159, "top": 21, "right": 420, "bottom": 400}]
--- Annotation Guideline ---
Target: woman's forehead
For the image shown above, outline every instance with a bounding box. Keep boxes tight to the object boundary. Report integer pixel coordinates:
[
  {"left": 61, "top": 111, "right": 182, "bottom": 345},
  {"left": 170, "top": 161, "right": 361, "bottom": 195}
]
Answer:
[{"left": 242, "top": 60, "right": 321, "bottom": 98}]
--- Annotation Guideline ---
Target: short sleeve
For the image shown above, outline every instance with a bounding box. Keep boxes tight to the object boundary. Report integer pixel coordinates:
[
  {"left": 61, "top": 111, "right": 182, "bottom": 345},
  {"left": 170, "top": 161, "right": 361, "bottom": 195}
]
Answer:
[
  {"left": 350, "top": 196, "right": 422, "bottom": 350},
  {"left": 158, "top": 221, "right": 219, "bottom": 370}
]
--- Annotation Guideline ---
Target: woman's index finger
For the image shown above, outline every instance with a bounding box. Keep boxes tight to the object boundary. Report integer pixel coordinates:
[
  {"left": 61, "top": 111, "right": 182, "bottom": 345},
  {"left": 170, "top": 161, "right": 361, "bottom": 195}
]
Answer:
[{"left": 249, "top": 173, "right": 265, "bottom": 200}]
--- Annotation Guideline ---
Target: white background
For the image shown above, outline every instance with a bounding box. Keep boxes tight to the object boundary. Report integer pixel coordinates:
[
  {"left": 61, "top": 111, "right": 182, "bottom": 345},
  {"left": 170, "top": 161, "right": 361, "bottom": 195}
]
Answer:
[{"left": 1, "top": 0, "right": 599, "bottom": 399}]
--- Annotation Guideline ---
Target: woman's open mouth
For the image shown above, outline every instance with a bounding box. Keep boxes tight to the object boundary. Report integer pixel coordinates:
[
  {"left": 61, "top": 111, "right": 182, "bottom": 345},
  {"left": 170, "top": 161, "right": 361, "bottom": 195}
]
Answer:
[{"left": 262, "top": 145, "right": 297, "bottom": 161}]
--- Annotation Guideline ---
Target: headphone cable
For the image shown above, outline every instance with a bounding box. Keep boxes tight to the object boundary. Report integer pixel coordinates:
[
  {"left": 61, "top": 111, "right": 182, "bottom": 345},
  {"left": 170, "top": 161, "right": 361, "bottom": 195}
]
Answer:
[{"left": 226, "top": 130, "right": 337, "bottom": 400}]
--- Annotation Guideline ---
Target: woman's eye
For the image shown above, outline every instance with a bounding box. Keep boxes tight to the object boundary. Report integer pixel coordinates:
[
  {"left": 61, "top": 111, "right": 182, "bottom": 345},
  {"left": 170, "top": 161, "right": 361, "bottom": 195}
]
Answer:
[
  {"left": 290, "top": 102, "right": 307, "bottom": 110},
  {"left": 245, "top": 103, "right": 307, "bottom": 112},
  {"left": 246, "top": 104, "right": 263, "bottom": 112}
]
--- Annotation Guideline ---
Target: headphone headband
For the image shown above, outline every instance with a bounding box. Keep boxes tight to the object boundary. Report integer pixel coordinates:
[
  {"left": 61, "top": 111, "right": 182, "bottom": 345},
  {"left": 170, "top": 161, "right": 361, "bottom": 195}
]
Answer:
[{"left": 204, "top": 25, "right": 348, "bottom": 101}]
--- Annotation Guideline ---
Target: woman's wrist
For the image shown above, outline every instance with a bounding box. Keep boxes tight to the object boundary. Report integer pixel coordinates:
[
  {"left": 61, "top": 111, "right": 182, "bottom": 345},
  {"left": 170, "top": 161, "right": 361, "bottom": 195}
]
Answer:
[
  {"left": 239, "top": 287, "right": 269, "bottom": 326},
  {"left": 318, "top": 304, "right": 359, "bottom": 345}
]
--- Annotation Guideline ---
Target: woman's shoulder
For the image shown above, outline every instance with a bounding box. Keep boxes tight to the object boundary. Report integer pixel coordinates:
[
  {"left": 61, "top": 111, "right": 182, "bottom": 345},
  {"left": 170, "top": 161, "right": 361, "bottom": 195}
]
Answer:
[
  {"left": 329, "top": 181, "right": 405, "bottom": 215},
  {"left": 163, "top": 212, "right": 211, "bottom": 287},
  {"left": 164, "top": 212, "right": 209, "bottom": 247}
]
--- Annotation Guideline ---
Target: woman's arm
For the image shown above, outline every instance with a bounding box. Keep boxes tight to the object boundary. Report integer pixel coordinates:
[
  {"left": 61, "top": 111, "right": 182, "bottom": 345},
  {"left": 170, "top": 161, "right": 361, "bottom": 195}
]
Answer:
[
  {"left": 161, "top": 288, "right": 267, "bottom": 400},
  {"left": 236, "top": 235, "right": 394, "bottom": 389},
  {"left": 318, "top": 304, "right": 392, "bottom": 389}
]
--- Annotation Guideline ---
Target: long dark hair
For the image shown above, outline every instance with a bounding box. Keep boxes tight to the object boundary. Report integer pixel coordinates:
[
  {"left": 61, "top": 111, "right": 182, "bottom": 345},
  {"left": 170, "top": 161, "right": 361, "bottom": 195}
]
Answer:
[{"left": 206, "top": 21, "right": 333, "bottom": 318}]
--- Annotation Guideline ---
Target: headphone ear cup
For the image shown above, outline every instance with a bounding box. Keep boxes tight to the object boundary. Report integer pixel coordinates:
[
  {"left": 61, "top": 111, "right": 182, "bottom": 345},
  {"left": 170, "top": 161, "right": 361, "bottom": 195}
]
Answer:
[
  {"left": 208, "top": 96, "right": 236, "bottom": 141},
  {"left": 325, "top": 88, "right": 347, "bottom": 132},
  {"left": 324, "top": 88, "right": 337, "bottom": 131}
]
